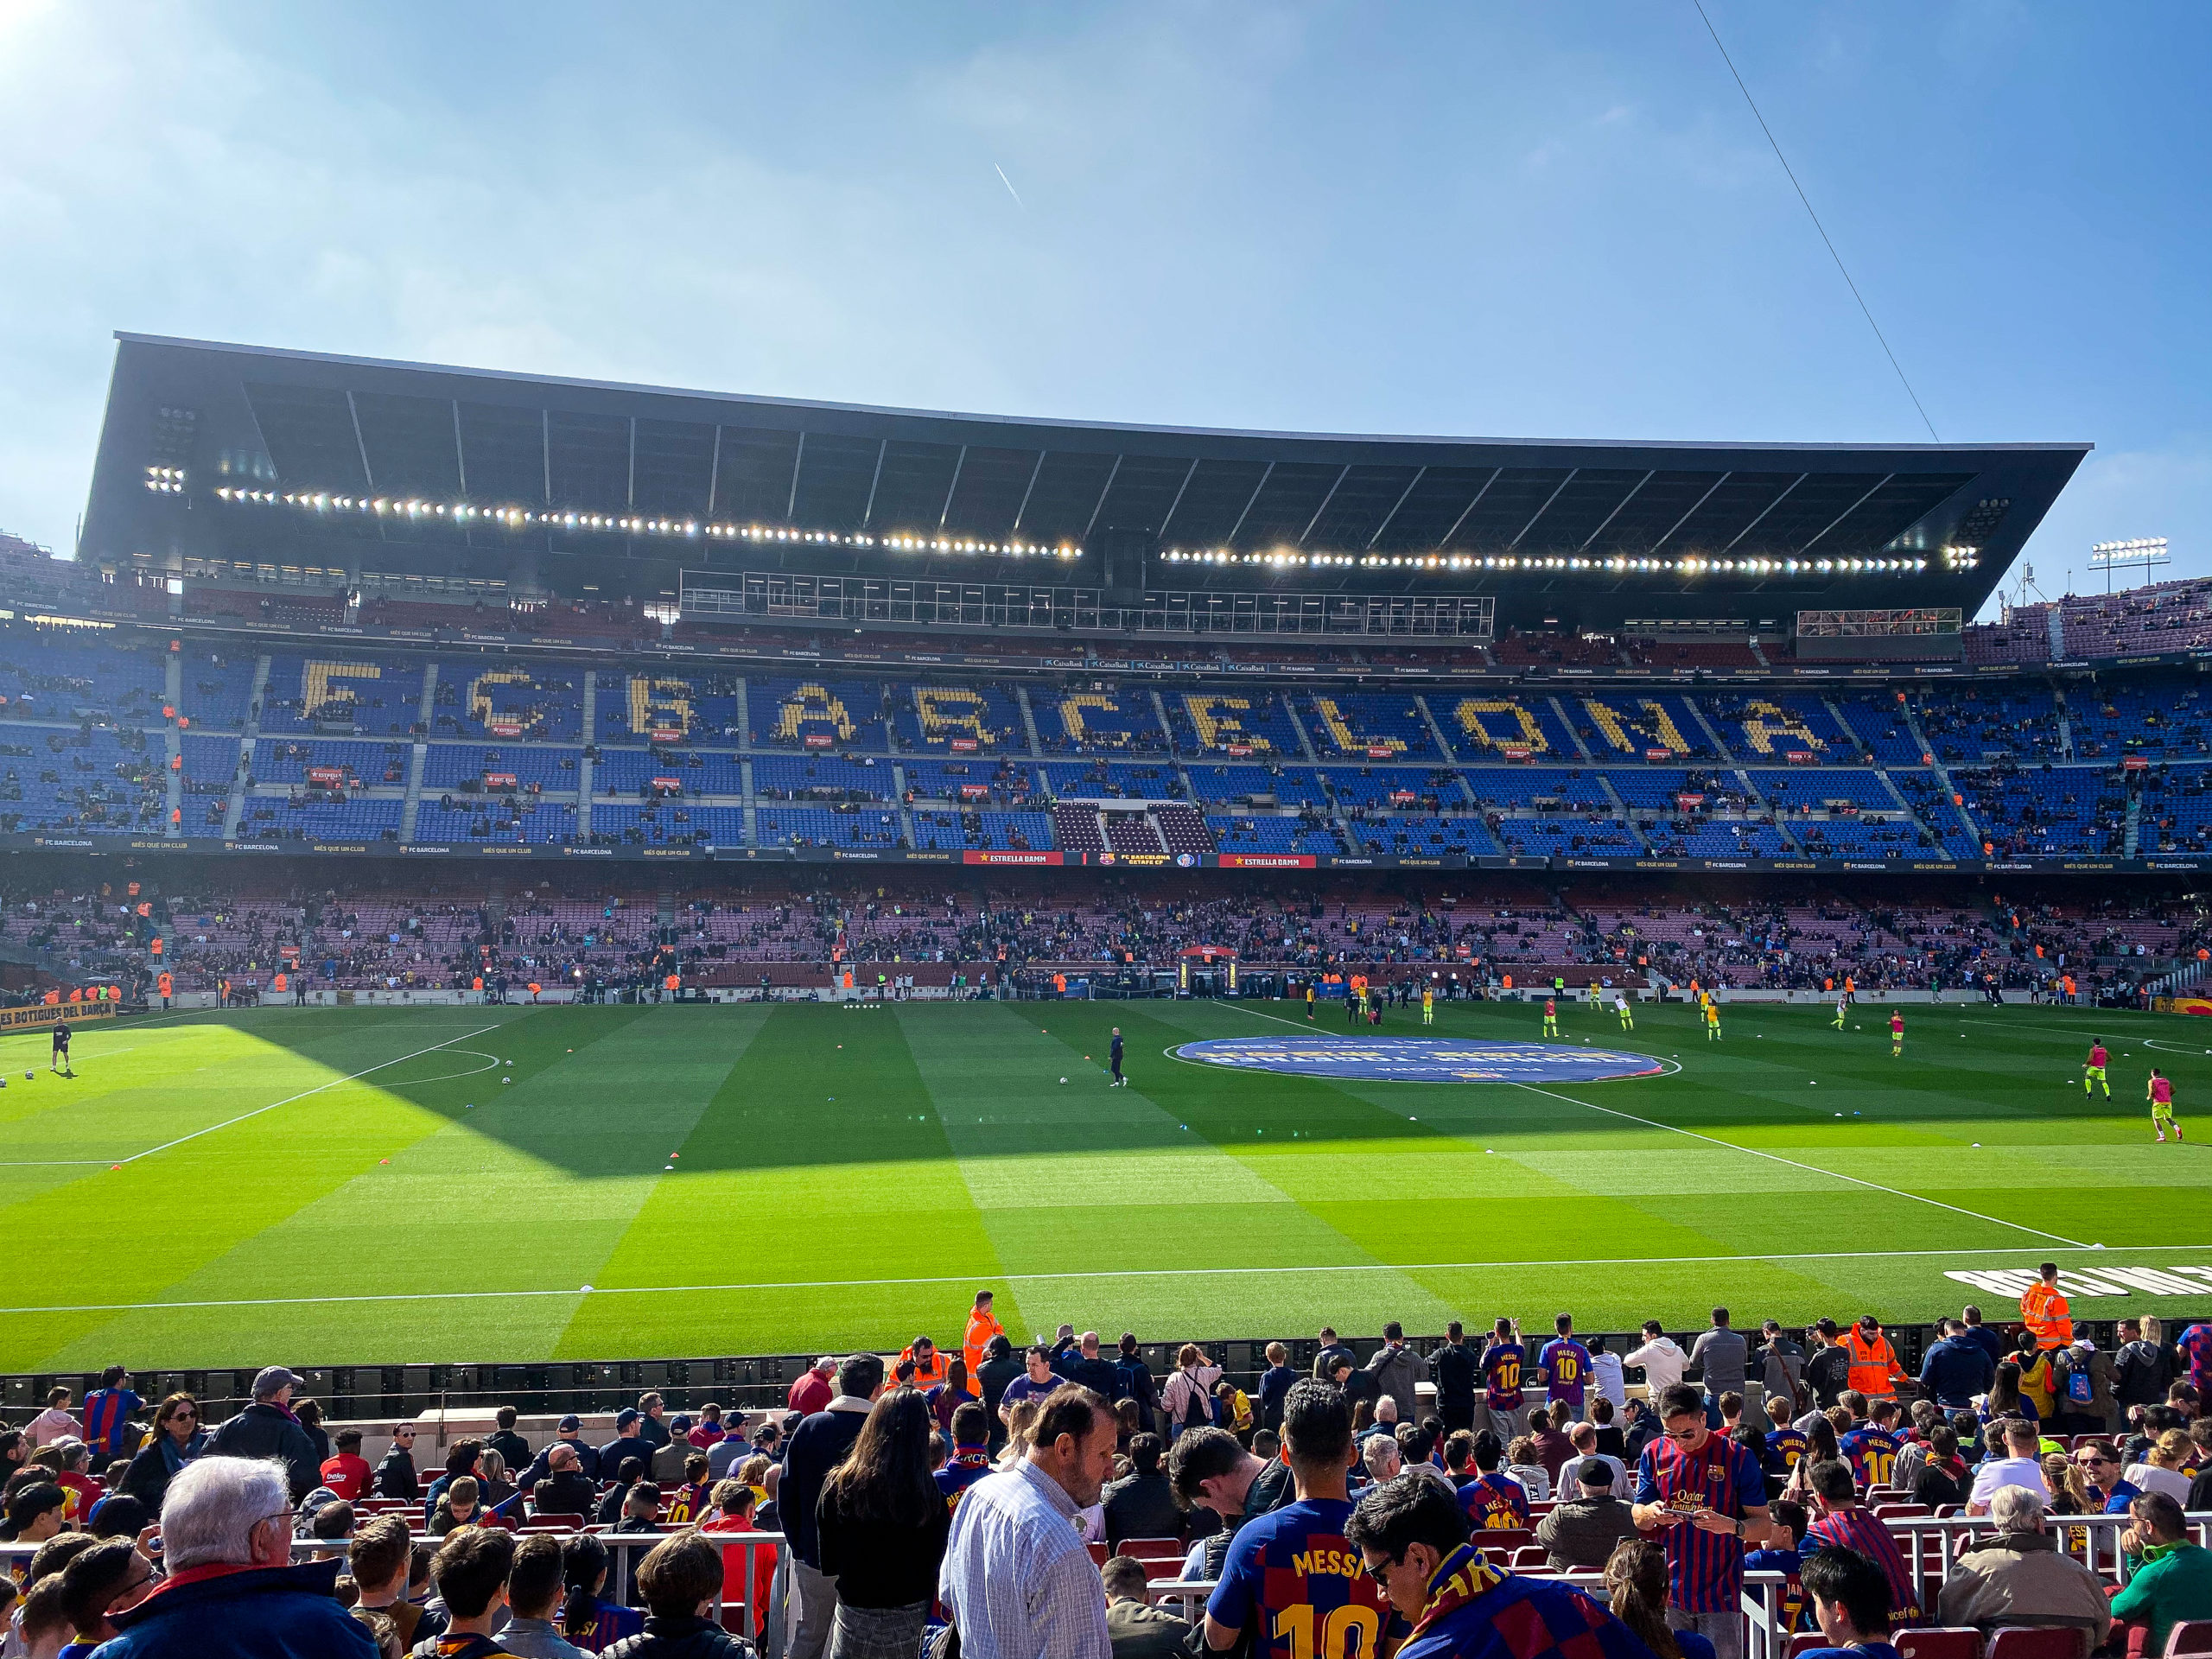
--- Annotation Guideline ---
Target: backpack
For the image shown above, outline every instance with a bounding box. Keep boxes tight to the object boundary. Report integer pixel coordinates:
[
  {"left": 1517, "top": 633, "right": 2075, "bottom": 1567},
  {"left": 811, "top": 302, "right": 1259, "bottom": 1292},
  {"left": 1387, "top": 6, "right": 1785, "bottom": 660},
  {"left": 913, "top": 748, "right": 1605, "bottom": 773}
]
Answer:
[
  {"left": 1180, "top": 1372, "right": 1212, "bottom": 1428},
  {"left": 2065, "top": 1360, "right": 2094, "bottom": 1406}
]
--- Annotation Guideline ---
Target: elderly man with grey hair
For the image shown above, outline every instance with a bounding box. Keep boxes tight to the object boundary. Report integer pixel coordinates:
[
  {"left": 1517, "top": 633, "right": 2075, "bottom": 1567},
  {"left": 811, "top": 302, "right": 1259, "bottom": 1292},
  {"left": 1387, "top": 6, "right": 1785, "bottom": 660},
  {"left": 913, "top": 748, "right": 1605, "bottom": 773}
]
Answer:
[
  {"left": 1936, "top": 1484, "right": 2113, "bottom": 1647},
  {"left": 1361, "top": 1432, "right": 1403, "bottom": 1484},
  {"left": 203, "top": 1365, "right": 323, "bottom": 1498},
  {"left": 90, "top": 1456, "right": 378, "bottom": 1656}
]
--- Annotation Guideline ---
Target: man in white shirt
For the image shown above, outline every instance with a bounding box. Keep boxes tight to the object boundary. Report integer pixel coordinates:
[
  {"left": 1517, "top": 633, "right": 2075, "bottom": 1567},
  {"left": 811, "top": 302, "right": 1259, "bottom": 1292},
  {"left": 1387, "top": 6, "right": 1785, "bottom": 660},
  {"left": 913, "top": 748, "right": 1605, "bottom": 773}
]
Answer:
[
  {"left": 1588, "top": 1336, "right": 1627, "bottom": 1414},
  {"left": 1562, "top": 1421, "right": 1629, "bottom": 1497},
  {"left": 1967, "top": 1419, "right": 2052, "bottom": 1516},
  {"left": 1626, "top": 1322, "right": 1688, "bottom": 1397},
  {"left": 940, "top": 1387, "right": 1116, "bottom": 1659}
]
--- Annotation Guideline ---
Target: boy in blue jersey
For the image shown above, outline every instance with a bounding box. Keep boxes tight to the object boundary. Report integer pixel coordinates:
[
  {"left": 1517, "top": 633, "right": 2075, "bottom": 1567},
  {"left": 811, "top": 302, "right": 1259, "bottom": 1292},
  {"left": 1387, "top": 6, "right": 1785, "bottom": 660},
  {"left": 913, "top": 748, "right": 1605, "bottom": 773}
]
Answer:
[
  {"left": 1539, "top": 1314, "right": 1594, "bottom": 1420},
  {"left": 1632, "top": 1382, "right": 1770, "bottom": 1659},
  {"left": 1837, "top": 1398, "right": 1904, "bottom": 1494},
  {"left": 934, "top": 1402, "right": 995, "bottom": 1510},
  {"left": 1760, "top": 1397, "right": 1808, "bottom": 1489},
  {"left": 1346, "top": 1470, "right": 1656, "bottom": 1659},
  {"left": 1204, "top": 1379, "right": 1394, "bottom": 1659},
  {"left": 1455, "top": 1430, "right": 1531, "bottom": 1531},
  {"left": 1802, "top": 1461, "right": 1922, "bottom": 1626},
  {"left": 1480, "top": 1319, "right": 1530, "bottom": 1444},
  {"left": 1795, "top": 1546, "right": 1901, "bottom": 1659},
  {"left": 1742, "top": 1499, "right": 1810, "bottom": 1633}
]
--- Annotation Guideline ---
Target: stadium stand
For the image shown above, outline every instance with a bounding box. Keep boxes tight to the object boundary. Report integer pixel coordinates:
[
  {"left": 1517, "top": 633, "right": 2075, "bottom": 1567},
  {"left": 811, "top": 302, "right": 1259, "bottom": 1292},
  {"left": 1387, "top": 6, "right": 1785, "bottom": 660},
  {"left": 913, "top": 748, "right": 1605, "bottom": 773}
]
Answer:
[
  {"left": 898, "top": 682, "right": 1028, "bottom": 753},
  {"left": 1036, "top": 685, "right": 1172, "bottom": 754},
  {"left": 752, "top": 675, "right": 893, "bottom": 750}
]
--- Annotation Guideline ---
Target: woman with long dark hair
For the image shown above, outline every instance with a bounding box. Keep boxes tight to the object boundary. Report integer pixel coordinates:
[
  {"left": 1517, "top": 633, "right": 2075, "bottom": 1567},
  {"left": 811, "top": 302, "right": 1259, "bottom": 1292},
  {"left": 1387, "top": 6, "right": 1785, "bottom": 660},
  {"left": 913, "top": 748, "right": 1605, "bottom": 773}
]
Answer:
[
  {"left": 118, "top": 1394, "right": 204, "bottom": 1509},
  {"left": 1606, "top": 1539, "right": 1711, "bottom": 1659},
  {"left": 817, "top": 1387, "right": 950, "bottom": 1659},
  {"left": 558, "top": 1532, "right": 643, "bottom": 1650}
]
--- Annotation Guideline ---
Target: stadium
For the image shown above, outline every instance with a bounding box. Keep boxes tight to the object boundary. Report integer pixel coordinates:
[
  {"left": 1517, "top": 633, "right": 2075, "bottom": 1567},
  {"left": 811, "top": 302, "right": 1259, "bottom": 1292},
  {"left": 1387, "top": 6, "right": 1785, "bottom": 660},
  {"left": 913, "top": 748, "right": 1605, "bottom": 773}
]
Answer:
[{"left": 3, "top": 333, "right": 2210, "bottom": 1653}]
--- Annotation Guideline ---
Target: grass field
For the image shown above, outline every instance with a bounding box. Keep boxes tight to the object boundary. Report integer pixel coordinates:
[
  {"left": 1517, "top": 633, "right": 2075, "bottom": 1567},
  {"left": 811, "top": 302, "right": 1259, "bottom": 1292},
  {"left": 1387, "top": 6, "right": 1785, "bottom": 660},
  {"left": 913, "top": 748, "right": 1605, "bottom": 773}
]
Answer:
[{"left": 2, "top": 995, "right": 2208, "bottom": 1372}]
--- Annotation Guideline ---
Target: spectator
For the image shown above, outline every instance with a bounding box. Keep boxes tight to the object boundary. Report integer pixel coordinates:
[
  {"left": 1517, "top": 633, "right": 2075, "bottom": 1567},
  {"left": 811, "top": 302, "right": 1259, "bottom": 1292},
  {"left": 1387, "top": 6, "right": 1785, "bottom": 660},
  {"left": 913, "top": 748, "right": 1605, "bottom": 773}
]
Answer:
[
  {"left": 88, "top": 1492, "right": 149, "bottom": 1543},
  {"left": 2012, "top": 1331, "right": 2058, "bottom": 1422},
  {"left": 1607, "top": 1536, "right": 1715, "bottom": 1659},
  {"left": 2115, "top": 1318, "right": 2176, "bottom": 1413},
  {"left": 91, "top": 1455, "right": 378, "bottom": 1656},
  {"left": 925, "top": 1359, "right": 978, "bottom": 1438},
  {"left": 817, "top": 1387, "right": 950, "bottom": 1658},
  {"left": 1169, "top": 1423, "right": 1294, "bottom": 1550},
  {"left": 687, "top": 1403, "right": 728, "bottom": 1450},
  {"left": 48, "top": 1440, "right": 99, "bottom": 1524},
  {"left": 1796, "top": 1547, "right": 1898, "bottom": 1659},
  {"left": 651, "top": 1421, "right": 696, "bottom": 1485},
  {"left": 608, "top": 1475, "right": 659, "bottom": 1532},
  {"left": 790, "top": 1357, "right": 837, "bottom": 1417},
  {"left": 1631, "top": 1382, "right": 1770, "bottom": 1659},
  {"left": 1259, "top": 1342, "right": 1302, "bottom": 1433},
  {"left": 2051, "top": 1338, "right": 2114, "bottom": 1433},
  {"left": 637, "top": 1391, "right": 672, "bottom": 1452},
  {"left": 1910, "top": 1427, "right": 1967, "bottom": 1510},
  {"left": 1505, "top": 1435, "right": 1553, "bottom": 1502},
  {"left": 429, "top": 1475, "right": 482, "bottom": 1536},
  {"left": 24, "top": 1389, "right": 80, "bottom": 1451},
  {"left": 487, "top": 1406, "right": 532, "bottom": 1473},
  {"left": 899, "top": 1334, "right": 950, "bottom": 1389},
  {"left": 1365, "top": 1322, "right": 1421, "bottom": 1423},
  {"left": 1529, "top": 1407, "right": 1575, "bottom": 1485},
  {"left": 424, "top": 1437, "right": 486, "bottom": 1523},
  {"left": 529, "top": 1443, "right": 597, "bottom": 1522},
  {"left": 2111, "top": 1490, "right": 2212, "bottom": 1659},
  {"left": 1159, "top": 1344, "right": 1223, "bottom": 1440},
  {"left": 783, "top": 1351, "right": 887, "bottom": 1659},
  {"left": 1802, "top": 1321, "right": 1851, "bottom": 1414},
  {"left": 1538, "top": 1459, "right": 1642, "bottom": 1571},
  {"left": 936, "top": 1402, "right": 996, "bottom": 1510},
  {"left": 1113, "top": 1335, "right": 1160, "bottom": 1436},
  {"left": 1756, "top": 1323, "right": 1807, "bottom": 1421},
  {"left": 1565, "top": 1423, "right": 1629, "bottom": 1497},
  {"left": 1102, "top": 1432, "right": 1179, "bottom": 1548},
  {"left": 596, "top": 1409, "right": 649, "bottom": 1482},
  {"left": 422, "top": 1525, "right": 515, "bottom": 1659},
  {"left": 376, "top": 1422, "right": 422, "bottom": 1500},
  {"left": 1457, "top": 1429, "right": 1530, "bottom": 1530},
  {"left": 1203, "top": 1379, "right": 1387, "bottom": 1654},
  {"left": 1936, "top": 1485, "right": 2112, "bottom": 1645},
  {"left": 56, "top": 1535, "right": 156, "bottom": 1649},
  {"left": 2124, "top": 1427, "right": 2196, "bottom": 1503},
  {"left": 699, "top": 1481, "right": 776, "bottom": 1642},
  {"left": 2019, "top": 1261, "right": 2072, "bottom": 1351},
  {"left": 1362, "top": 1433, "right": 1404, "bottom": 1485},
  {"left": 1313, "top": 1326, "right": 1356, "bottom": 1378},
  {"left": 204, "top": 1367, "right": 321, "bottom": 1500},
  {"left": 1101, "top": 1554, "right": 1189, "bottom": 1658},
  {"left": 1422, "top": 1325, "right": 1474, "bottom": 1436},
  {"left": 1967, "top": 1419, "right": 2050, "bottom": 1515},
  {"left": 1801, "top": 1460, "right": 1923, "bottom": 1625},
  {"left": 498, "top": 1533, "right": 587, "bottom": 1659},
  {"left": 1690, "top": 1308, "right": 1748, "bottom": 1415},
  {"left": 1742, "top": 1500, "right": 1808, "bottom": 1635},
  {"left": 1958, "top": 1305, "right": 2006, "bottom": 1372},
  {"left": 3, "top": 1483, "right": 67, "bottom": 1546},
  {"left": 938, "top": 1387, "right": 1116, "bottom": 1659},
  {"left": 519, "top": 1415, "right": 598, "bottom": 1491},
  {"left": 601, "top": 1530, "right": 747, "bottom": 1657},
  {"left": 477, "top": 1448, "right": 516, "bottom": 1510},
  {"left": 118, "top": 1395, "right": 203, "bottom": 1510},
  {"left": 293, "top": 1398, "right": 332, "bottom": 1469},
  {"left": 558, "top": 1534, "right": 644, "bottom": 1652},
  {"left": 1629, "top": 1321, "right": 1689, "bottom": 1398},
  {"left": 2069, "top": 1436, "right": 2139, "bottom": 1513},
  {"left": 348, "top": 1514, "right": 425, "bottom": 1650},
  {"left": 1065, "top": 1332, "right": 1122, "bottom": 1401},
  {"left": 18, "top": 1577, "right": 73, "bottom": 1659},
  {"left": 319, "top": 1428, "right": 372, "bottom": 1503},
  {"left": 976, "top": 1334, "right": 1022, "bottom": 1433},
  {"left": 1982, "top": 1363, "right": 2037, "bottom": 1428},
  {"left": 1918, "top": 1319, "right": 1996, "bottom": 1409},
  {"left": 1480, "top": 1319, "right": 1531, "bottom": 1443},
  {"left": 1344, "top": 1470, "right": 1651, "bottom": 1659},
  {"left": 80, "top": 1367, "right": 144, "bottom": 1463}
]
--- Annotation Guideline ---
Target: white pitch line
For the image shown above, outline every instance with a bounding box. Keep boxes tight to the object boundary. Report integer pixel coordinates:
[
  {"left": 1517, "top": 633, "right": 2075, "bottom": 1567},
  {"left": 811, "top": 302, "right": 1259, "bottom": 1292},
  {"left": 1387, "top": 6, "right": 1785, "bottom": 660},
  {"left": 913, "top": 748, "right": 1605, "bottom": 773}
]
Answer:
[
  {"left": 5, "top": 1243, "right": 2207, "bottom": 1316},
  {"left": 1207, "top": 998, "right": 2090, "bottom": 1248},
  {"left": 1511, "top": 1081, "right": 2089, "bottom": 1248},
  {"left": 0, "top": 1022, "right": 510, "bottom": 1167}
]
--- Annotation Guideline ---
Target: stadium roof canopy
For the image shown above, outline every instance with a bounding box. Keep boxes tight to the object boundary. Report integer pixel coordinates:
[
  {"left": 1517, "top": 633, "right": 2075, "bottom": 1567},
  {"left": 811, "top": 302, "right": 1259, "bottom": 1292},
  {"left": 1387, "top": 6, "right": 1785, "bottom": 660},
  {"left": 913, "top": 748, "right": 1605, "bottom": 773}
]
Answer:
[{"left": 85, "top": 334, "right": 2088, "bottom": 630}]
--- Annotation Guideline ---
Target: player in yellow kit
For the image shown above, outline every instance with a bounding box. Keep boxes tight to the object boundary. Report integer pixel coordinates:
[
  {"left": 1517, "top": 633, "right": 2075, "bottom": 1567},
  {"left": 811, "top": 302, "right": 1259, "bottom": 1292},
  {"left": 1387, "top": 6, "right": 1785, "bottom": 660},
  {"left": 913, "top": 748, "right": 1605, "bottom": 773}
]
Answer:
[
  {"left": 1541, "top": 997, "right": 1559, "bottom": 1038},
  {"left": 1704, "top": 1001, "right": 1721, "bottom": 1041},
  {"left": 1890, "top": 1010, "right": 1904, "bottom": 1058},
  {"left": 1421, "top": 982, "right": 1433, "bottom": 1025}
]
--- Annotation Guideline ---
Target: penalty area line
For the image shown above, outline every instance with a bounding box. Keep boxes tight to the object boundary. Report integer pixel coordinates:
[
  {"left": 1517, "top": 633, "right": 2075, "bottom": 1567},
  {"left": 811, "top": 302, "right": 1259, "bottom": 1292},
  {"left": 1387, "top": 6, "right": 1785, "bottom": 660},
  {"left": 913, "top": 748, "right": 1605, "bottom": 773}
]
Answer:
[
  {"left": 5, "top": 1243, "right": 2206, "bottom": 1315},
  {"left": 0, "top": 1023, "right": 509, "bottom": 1168},
  {"left": 1511, "top": 1081, "right": 2088, "bottom": 1249}
]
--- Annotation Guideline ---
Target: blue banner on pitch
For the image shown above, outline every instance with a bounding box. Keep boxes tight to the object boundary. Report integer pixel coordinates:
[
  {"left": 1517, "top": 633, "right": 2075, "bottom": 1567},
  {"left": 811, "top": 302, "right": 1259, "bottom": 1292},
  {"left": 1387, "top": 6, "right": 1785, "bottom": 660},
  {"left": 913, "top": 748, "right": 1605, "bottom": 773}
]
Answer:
[{"left": 1173, "top": 1036, "right": 1663, "bottom": 1084}]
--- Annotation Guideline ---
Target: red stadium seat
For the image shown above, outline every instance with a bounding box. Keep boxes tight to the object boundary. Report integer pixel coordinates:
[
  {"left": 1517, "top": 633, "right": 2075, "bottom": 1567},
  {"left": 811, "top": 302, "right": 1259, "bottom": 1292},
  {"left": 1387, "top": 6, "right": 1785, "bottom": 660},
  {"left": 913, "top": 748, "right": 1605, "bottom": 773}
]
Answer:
[
  {"left": 1897, "top": 1629, "right": 1984, "bottom": 1659},
  {"left": 1986, "top": 1628, "right": 2087, "bottom": 1659},
  {"left": 1087, "top": 1541, "right": 1109, "bottom": 1567},
  {"left": 1510, "top": 1546, "right": 1551, "bottom": 1571},
  {"left": 2165, "top": 1624, "right": 2212, "bottom": 1658},
  {"left": 1119, "top": 1537, "right": 1187, "bottom": 1565},
  {"left": 1789, "top": 1635, "right": 1830, "bottom": 1658}
]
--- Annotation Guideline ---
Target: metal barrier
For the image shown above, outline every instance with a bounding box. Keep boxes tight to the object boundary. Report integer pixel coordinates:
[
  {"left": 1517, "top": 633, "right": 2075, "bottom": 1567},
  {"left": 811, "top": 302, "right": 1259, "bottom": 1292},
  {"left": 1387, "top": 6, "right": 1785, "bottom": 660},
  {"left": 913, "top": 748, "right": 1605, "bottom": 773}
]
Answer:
[{"left": 1879, "top": 1510, "right": 2212, "bottom": 1605}]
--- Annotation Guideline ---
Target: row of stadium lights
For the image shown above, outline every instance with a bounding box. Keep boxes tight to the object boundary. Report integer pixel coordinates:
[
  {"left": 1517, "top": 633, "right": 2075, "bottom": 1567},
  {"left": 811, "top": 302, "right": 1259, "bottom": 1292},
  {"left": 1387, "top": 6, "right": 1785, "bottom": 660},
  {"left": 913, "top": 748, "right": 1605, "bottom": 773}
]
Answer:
[
  {"left": 208, "top": 488, "right": 1082, "bottom": 559},
  {"left": 143, "top": 466, "right": 186, "bottom": 494},
  {"left": 1162, "top": 547, "right": 1959, "bottom": 576}
]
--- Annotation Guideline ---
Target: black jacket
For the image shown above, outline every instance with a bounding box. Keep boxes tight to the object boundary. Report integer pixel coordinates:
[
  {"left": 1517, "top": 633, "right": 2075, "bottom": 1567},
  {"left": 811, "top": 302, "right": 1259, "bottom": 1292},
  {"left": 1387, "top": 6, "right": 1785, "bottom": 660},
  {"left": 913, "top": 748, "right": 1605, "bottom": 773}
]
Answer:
[
  {"left": 782, "top": 1405, "right": 869, "bottom": 1568},
  {"left": 603, "top": 1613, "right": 751, "bottom": 1657},
  {"left": 2114, "top": 1338, "right": 2174, "bottom": 1406},
  {"left": 520, "top": 1437, "right": 600, "bottom": 1488},
  {"left": 599, "top": 1435, "right": 652, "bottom": 1484},
  {"left": 531, "top": 1468, "right": 599, "bottom": 1519},
  {"left": 206, "top": 1402, "right": 321, "bottom": 1498},
  {"left": 1103, "top": 1471, "right": 1183, "bottom": 1548},
  {"left": 376, "top": 1446, "right": 420, "bottom": 1499},
  {"left": 486, "top": 1427, "right": 531, "bottom": 1470},
  {"left": 1429, "top": 1342, "right": 1478, "bottom": 1410}
]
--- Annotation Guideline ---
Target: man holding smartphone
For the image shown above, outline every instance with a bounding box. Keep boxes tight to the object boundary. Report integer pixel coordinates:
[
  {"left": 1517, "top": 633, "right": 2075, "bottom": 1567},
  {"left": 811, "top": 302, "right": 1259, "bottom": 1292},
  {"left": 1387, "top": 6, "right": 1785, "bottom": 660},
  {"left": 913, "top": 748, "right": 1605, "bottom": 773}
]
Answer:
[{"left": 1632, "top": 1382, "right": 1770, "bottom": 1659}]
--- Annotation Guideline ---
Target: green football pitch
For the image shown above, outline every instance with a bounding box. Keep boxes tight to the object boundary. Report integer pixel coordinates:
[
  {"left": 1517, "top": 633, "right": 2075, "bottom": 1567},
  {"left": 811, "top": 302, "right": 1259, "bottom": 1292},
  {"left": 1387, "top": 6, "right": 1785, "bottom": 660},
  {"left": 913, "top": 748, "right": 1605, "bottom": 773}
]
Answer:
[{"left": 2, "top": 996, "right": 2208, "bottom": 1373}]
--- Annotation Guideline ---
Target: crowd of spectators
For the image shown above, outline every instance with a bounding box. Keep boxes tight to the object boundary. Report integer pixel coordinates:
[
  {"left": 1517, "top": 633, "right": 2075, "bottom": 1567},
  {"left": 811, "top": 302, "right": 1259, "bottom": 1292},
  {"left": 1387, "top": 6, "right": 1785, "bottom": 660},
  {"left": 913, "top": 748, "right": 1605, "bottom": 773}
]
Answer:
[{"left": 3, "top": 1294, "right": 2209, "bottom": 1659}]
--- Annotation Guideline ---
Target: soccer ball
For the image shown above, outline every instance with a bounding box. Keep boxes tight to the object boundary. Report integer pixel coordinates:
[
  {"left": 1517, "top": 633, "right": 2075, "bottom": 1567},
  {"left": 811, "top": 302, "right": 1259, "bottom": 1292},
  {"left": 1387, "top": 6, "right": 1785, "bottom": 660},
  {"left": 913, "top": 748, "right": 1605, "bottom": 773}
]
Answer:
[{"left": 1059, "top": 1077, "right": 1068, "bottom": 1084}]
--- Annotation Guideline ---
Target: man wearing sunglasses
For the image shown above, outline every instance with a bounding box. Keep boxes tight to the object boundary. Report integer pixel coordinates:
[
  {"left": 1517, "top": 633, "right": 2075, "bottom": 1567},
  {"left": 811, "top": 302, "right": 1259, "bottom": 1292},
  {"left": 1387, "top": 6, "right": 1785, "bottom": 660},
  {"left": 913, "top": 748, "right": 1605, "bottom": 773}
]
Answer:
[
  {"left": 1344, "top": 1470, "right": 1653, "bottom": 1659},
  {"left": 1630, "top": 1382, "right": 1771, "bottom": 1659},
  {"left": 2074, "top": 1438, "right": 2143, "bottom": 1514}
]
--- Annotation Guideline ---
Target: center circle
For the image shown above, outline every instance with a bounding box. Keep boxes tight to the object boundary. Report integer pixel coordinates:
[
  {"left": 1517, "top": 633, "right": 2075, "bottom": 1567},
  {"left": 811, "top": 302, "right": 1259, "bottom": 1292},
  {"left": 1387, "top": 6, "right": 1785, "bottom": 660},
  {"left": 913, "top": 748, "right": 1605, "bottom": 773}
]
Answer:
[{"left": 1172, "top": 1035, "right": 1665, "bottom": 1084}]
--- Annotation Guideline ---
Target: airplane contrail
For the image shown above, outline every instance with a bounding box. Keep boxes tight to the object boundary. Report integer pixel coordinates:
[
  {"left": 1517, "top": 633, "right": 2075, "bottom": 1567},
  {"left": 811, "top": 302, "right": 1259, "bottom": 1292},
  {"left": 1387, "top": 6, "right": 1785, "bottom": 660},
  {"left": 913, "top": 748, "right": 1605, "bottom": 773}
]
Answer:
[{"left": 994, "top": 163, "right": 1025, "bottom": 211}]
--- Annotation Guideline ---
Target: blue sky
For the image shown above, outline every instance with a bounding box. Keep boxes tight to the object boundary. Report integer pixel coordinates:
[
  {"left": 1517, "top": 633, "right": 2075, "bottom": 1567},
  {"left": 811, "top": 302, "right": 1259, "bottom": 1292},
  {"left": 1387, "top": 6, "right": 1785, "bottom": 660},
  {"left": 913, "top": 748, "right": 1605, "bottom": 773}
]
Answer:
[{"left": 2, "top": 1, "right": 2204, "bottom": 616}]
